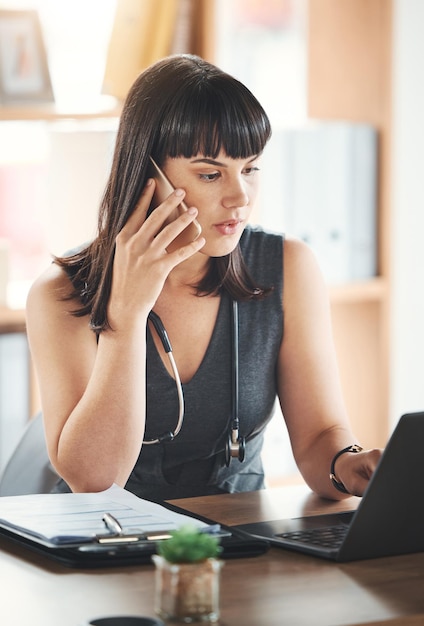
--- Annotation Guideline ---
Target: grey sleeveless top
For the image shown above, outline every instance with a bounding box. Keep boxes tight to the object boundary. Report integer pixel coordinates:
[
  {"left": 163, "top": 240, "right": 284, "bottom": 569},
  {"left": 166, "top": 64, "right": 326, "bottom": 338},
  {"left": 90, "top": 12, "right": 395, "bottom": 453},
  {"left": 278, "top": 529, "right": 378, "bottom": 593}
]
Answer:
[{"left": 53, "top": 226, "right": 284, "bottom": 500}]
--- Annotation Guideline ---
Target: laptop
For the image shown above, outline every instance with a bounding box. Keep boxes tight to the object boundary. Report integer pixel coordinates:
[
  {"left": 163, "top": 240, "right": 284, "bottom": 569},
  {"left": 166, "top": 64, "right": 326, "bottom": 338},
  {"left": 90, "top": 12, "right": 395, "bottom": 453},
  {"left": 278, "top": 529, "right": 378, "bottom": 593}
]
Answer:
[{"left": 236, "top": 412, "right": 424, "bottom": 562}]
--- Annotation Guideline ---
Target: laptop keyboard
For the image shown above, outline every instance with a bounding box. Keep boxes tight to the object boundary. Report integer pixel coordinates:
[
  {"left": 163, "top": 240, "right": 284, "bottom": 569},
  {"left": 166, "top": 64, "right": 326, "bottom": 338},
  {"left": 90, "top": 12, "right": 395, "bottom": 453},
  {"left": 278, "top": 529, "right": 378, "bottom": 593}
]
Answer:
[{"left": 276, "top": 524, "right": 348, "bottom": 549}]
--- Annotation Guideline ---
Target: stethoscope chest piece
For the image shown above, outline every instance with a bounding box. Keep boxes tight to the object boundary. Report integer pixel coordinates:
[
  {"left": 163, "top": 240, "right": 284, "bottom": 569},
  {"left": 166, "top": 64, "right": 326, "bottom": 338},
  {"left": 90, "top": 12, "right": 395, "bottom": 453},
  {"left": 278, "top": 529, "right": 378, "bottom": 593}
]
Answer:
[{"left": 225, "top": 428, "right": 246, "bottom": 467}]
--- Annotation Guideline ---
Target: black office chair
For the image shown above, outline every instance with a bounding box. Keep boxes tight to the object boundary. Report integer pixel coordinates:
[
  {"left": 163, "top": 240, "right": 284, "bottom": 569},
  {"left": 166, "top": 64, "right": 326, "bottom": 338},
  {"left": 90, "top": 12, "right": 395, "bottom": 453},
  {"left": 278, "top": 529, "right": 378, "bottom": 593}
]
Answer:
[{"left": 0, "top": 412, "right": 59, "bottom": 496}]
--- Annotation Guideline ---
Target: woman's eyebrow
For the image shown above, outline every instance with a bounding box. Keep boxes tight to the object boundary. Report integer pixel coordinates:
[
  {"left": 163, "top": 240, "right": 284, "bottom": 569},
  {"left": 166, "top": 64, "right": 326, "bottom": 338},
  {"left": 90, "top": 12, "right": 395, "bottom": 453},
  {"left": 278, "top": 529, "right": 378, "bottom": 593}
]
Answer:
[
  {"left": 190, "top": 158, "right": 227, "bottom": 166},
  {"left": 190, "top": 155, "right": 260, "bottom": 167}
]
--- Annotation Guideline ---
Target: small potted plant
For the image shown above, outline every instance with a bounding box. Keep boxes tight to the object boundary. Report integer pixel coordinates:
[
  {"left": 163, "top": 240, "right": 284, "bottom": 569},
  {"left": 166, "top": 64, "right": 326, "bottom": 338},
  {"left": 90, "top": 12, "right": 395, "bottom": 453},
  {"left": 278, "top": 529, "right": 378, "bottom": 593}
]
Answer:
[{"left": 152, "top": 526, "right": 223, "bottom": 623}]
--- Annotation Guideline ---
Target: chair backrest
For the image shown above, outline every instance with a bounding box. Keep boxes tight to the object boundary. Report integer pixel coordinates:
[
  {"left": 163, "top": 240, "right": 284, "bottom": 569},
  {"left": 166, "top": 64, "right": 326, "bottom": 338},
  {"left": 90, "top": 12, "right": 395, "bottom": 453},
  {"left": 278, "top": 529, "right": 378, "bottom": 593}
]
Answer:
[{"left": 0, "top": 412, "right": 59, "bottom": 496}]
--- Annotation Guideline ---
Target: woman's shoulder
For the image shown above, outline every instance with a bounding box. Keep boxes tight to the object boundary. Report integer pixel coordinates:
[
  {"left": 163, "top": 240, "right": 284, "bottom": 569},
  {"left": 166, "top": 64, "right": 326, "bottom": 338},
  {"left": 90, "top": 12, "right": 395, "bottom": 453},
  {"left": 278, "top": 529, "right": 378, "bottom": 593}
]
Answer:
[
  {"left": 26, "top": 261, "right": 92, "bottom": 354},
  {"left": 27, "top": 240, "right": 92, "bottom": 307},
  {"left": 283, "top": 235, "right": 325, "bottom": 275},
  {"left": 282, "top": 235, "right": 329, "bottom": 307},
  {"left": 26, "top": 262, "right": 75, "bottom": 320}
]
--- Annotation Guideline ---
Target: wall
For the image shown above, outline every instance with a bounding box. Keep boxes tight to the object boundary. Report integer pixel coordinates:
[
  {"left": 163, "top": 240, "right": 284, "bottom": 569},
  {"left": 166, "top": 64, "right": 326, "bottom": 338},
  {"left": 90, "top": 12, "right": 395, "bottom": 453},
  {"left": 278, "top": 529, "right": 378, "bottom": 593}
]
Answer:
[
  {"left": 390, "top": 0, "right": 424, "bottom": 422},
  {"left": 44, "top": 122, "right": 117, "bottom": 257}
]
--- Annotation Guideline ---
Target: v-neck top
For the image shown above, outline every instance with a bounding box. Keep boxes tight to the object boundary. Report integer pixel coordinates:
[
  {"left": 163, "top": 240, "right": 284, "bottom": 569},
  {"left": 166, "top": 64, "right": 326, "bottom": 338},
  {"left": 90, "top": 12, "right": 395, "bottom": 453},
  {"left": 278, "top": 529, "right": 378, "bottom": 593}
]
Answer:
[{"left": 125, "top": 225, "right": 284, "bottom": 500}]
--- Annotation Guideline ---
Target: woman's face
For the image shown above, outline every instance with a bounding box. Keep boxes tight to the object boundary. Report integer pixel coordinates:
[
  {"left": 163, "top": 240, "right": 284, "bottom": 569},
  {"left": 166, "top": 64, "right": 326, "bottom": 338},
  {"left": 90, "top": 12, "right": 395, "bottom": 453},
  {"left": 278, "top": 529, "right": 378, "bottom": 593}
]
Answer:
[{"left": 162, "top": 150, "right": 262, "bottom": 257}]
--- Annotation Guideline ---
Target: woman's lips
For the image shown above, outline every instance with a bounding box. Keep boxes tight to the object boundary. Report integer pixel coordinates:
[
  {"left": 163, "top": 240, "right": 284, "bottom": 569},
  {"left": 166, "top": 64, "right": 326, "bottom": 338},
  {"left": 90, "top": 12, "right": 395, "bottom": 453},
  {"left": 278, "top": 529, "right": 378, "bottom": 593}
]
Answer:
[{"left": 213, "top": 219, "right": 243, "bottom": 236}]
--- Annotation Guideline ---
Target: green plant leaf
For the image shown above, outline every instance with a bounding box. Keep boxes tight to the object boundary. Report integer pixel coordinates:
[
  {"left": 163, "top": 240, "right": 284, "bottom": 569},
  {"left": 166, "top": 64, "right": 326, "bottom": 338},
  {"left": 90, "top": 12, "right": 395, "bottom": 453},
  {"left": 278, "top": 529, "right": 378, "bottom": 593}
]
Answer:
[{"left": 156, "top": 525, "right": 222, "bottom": 563}]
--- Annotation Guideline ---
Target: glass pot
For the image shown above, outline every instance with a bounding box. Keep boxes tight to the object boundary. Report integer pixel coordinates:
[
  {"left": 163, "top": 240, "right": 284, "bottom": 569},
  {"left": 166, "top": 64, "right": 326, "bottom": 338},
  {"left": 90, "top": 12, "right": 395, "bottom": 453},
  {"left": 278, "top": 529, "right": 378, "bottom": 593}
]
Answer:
[{"left": 152, "top": 555, "right": 223, "bottom": 623}]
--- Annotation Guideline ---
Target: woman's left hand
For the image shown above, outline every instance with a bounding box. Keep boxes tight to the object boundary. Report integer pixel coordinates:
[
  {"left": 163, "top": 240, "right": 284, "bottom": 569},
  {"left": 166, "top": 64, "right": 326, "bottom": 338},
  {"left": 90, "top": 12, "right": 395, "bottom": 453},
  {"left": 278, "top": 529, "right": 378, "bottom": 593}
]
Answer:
[{"left": 334, "top": 448, "right": 383, "bottom": 496}]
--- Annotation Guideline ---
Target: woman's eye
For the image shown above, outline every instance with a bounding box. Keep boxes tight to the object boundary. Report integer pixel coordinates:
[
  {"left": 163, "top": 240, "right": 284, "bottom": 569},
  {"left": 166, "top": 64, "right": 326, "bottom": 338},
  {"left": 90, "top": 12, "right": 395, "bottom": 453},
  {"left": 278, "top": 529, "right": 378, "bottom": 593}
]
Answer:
[
  {"left": 244, "top": 166, "right": 260, "bottom": 176},
  {"left": 199, "top": 172, "right": 220, "bottom": 182}
]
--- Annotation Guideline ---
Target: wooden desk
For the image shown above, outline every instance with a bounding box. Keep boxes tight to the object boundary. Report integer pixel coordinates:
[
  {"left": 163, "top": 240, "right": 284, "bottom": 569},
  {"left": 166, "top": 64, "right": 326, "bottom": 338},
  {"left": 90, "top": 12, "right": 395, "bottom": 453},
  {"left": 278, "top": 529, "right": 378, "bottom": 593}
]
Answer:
[{"left": 1, "top": 484, "right": 424, "bottom": 626}]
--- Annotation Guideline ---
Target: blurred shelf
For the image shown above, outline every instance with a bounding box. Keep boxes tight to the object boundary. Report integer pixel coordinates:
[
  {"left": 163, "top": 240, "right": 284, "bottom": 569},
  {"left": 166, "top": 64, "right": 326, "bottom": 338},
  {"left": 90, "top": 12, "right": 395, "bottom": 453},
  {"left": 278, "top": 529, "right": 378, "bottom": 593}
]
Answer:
[
  {"left": 329, "top": 277, "right": 387, "bottom": 304},
  {"left": 0, "top": 95, "right": 122, "bottom": 121}
]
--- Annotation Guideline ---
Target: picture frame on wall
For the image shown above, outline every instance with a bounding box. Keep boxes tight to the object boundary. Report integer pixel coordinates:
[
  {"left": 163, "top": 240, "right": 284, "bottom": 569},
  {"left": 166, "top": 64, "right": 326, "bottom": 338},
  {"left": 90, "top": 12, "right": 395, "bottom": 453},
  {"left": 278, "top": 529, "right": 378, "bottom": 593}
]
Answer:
[{"left": 0, "top": 9, "right": 54, "bottom": 104}]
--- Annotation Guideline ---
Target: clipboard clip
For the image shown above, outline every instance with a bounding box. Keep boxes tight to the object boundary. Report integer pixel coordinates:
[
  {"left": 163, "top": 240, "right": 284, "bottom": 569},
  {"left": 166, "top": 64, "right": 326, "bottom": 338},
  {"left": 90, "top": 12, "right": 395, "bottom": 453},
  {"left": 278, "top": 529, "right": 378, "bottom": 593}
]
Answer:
[{"left": 97, "top": 513, "right": 172, "bottom": 545}]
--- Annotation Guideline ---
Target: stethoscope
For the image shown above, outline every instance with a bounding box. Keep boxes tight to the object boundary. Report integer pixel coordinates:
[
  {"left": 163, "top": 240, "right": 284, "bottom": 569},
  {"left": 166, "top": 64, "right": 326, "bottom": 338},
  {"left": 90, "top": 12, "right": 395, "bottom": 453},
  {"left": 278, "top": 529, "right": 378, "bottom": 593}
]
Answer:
[{"left": 144, "top": 300, "right": 246, "bottom": 465}]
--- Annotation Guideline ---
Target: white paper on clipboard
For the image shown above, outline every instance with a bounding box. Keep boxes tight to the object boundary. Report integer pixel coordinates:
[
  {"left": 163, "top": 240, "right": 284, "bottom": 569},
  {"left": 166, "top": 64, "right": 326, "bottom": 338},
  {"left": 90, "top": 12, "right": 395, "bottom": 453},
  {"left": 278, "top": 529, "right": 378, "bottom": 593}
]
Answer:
[{"left": 0, "top": 484, "right": 211, "bottom": 547}]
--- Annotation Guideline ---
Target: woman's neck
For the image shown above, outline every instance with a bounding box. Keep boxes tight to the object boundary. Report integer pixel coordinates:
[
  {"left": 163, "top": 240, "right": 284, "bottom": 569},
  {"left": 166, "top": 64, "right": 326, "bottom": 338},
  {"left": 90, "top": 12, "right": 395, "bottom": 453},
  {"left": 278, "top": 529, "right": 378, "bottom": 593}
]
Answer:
[{"left": 165, "top": 252, "right": 210, "bottom": 290}]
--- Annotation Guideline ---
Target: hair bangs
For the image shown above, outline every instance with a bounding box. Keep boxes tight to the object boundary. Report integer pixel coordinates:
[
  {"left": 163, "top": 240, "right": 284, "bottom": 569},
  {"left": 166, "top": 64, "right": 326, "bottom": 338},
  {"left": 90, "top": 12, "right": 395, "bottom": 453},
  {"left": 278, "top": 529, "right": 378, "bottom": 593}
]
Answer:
[{"left": 154, "top": 77, "right": 271, "bottom": 162}]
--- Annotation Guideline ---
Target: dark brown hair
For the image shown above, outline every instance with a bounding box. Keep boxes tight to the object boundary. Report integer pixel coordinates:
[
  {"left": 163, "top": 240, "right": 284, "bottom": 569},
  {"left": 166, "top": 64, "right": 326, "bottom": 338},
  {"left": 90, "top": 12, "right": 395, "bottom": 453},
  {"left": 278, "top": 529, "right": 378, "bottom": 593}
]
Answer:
[{"left": 55, "top": 55, "right": 272, "bottom": 332}]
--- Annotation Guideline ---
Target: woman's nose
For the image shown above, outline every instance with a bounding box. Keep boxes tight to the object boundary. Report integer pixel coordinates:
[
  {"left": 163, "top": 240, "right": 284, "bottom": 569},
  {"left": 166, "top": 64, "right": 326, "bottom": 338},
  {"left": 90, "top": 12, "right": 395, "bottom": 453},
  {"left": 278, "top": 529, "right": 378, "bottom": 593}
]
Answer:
[{"left": 222, "top": 179, "right": 249, "bottom": 209}]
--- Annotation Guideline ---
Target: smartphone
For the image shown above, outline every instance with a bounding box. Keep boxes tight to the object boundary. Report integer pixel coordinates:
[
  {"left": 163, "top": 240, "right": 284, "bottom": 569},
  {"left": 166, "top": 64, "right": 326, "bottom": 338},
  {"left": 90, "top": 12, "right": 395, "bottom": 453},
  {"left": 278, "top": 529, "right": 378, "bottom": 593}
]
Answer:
[{"left": 149, "top": 157, "right": 202, "bottom": 252}]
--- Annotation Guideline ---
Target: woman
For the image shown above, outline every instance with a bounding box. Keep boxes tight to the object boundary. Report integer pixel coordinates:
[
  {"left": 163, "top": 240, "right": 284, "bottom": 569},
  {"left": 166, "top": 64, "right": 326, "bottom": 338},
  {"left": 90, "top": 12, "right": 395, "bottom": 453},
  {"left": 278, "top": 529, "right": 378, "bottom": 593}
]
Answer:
[{"left": 26, "top": 54, "right": 381, "bottom": 501}]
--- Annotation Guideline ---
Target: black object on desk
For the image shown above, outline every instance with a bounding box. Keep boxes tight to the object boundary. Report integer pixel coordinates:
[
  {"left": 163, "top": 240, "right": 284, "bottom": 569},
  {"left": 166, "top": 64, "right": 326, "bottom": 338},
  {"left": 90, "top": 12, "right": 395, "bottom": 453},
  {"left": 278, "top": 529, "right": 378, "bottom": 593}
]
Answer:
[{"left": 83, "top": 617, "right": 165, "bottom": 626}]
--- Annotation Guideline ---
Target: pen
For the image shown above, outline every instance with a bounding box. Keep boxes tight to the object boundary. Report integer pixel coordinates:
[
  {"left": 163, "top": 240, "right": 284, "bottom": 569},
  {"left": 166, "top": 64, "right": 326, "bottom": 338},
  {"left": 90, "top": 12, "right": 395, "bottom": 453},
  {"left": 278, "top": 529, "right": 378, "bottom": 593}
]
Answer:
[
  {"left": 99, "top": 513, "right": 173, "bottom": 544},
  {"left": 103, "top": 512, "right": 123, "bottom": 535}
]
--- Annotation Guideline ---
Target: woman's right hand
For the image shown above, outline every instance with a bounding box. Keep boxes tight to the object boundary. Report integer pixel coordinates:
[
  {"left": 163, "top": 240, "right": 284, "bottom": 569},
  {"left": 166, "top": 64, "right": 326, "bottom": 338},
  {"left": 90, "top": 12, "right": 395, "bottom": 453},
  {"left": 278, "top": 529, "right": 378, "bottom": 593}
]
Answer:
[{"left": 107, "top": 179, "right": 205, "bottom": 331}]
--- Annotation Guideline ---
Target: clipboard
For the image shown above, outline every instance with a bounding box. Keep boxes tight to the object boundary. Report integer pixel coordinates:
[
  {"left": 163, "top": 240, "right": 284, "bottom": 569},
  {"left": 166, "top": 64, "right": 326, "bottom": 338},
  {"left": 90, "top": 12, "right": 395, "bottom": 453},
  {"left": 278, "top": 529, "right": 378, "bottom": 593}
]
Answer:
[{"left": 0, "top": 486, "right": 269, "bottom": 568}]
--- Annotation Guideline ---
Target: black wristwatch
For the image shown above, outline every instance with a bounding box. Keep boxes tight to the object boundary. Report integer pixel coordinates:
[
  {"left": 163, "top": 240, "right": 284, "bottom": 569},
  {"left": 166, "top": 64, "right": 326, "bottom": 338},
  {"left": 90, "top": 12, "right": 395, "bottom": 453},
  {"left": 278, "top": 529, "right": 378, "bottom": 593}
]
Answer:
[{"left": 329, "top": 444, "right": 363, "bottom": 494}]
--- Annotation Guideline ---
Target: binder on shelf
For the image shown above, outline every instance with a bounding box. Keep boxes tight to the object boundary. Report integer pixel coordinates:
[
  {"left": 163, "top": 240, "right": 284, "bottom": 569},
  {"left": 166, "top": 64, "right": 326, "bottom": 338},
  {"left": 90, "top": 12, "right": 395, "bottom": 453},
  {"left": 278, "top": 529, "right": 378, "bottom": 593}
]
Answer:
[
  {"left": 0, "top": 484, "right": 269, "bottom": 568},
  {"left": 260, "top": 121, "right": 378, "bottom": 285}
]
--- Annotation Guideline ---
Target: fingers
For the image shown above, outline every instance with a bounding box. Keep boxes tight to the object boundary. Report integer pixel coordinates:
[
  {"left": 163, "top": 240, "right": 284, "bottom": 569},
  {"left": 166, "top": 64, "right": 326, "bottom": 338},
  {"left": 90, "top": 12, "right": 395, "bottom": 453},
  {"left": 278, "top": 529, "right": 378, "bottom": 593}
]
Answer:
[
  {"left": 145, "top": 188, "right": 187, "bottom": 241},
  {"left": 356, "top": 448, "right": 382, "bottom": 482},
  {"left": 152, "top": 205, "right": 203, "bottom": 254},
  {"left": 165, "top": 226, "right": 206, "bottom": 260},
  {"left": 116, "top": 178, "right": 205, "bottom": 268},
  {"left": 119, "top": 180, "right": 190, "bottom": 238}
]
